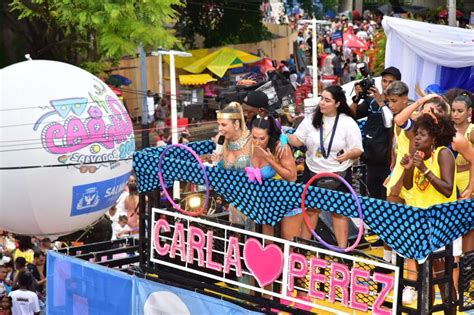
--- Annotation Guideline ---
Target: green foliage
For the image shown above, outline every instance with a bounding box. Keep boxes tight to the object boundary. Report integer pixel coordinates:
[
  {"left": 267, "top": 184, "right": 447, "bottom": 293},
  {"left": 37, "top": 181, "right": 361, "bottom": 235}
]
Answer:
[
  {"left": 8, "top": 0, "right": 183, "bottom": 74},
  {"left": 175, "top": 1, "right": 272, "bottom": 48},
  {"left": 371, "top": 30, "right": 386, "bottom": 76}
]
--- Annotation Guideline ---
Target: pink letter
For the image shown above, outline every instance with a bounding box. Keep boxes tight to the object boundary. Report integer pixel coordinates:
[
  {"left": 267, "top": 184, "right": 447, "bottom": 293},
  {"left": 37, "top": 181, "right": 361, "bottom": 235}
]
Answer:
[
  {"left": 288, "top": 253, "right": 308, "bottom": 291},
  {"left": 43, "top": 123, "right": 66, "bottom": 154},
  {"left": 153, "top": 219, "right": 170, "bottom": 256},
  {"left": 107, "top": 96, "right": 133, "bottom": 143},
  {"left": 308, "top": 257, "right": 327, "bottom": 300},
  {"left": 329, "top": 262, "right": 350, "bottom": 306},
  {"left": 66, "top": 117, "right": 88, "bottom": 148},
  {"left": 170, "top": 222, "right": 186, "bottom": 262},
  {"left": 373, "top": 273, "right": 394, "bottom": 315},
  {"left": 206, "top": 230, "right": 222, "bottom": 272},
  {"left": 223, "top": 237, "right": 242, "bottom": 277},
  {"left": 187, "top": 226, "right": 205, "bottom": 267},
  {"left": 350, "top": 267, "right": 370, "bottom": 311},
  {"left": 86, "top": 116, "right": 114, "bottom": 149}
]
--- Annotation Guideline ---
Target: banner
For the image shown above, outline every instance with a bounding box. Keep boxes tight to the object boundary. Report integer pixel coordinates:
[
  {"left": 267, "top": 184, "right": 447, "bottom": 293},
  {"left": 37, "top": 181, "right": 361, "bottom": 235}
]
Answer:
[
  {"left": 151, "top": 208, "right": 399, "bottom": 314},
  {"left": 47, "top": 251, "right": 261, "bottom": 315},
  {"left": 133, "top": 140, "right": 474, "bottom": 260}
]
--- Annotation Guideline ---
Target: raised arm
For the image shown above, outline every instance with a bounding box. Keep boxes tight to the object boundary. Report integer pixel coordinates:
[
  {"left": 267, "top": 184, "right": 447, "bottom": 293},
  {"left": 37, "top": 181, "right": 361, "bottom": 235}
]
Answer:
[
  {"left": 393, "top": 94, "right": 440, "bottom": 127},
  {"left": 452, "top": 133, "right": 474, "bottom": 198}
]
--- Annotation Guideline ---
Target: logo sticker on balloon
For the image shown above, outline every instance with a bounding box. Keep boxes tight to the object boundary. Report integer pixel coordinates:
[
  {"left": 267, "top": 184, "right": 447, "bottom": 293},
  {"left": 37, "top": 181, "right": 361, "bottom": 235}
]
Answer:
[{"left": 33, "top": 79, "right": 134, "bottom": 172}]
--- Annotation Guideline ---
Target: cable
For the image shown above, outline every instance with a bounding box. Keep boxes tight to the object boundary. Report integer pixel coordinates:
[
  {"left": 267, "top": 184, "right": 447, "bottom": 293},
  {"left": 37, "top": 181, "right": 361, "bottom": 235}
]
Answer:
[
  {"left": 0, "top": 157, "right": 132, "bottom": 170},
  {"left": 0, "top": 120, "right": 218, "bottom": 147},
  {"left": 0, "top": 125, "right": 218, "bottom": 153},
  {"left": 185, "top": 1, "right": 263, "bottom": 14}
]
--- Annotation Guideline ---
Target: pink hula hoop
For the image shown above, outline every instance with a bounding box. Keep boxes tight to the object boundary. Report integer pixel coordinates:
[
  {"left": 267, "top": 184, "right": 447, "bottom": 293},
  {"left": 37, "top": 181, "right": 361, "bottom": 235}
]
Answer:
[
  {"left": 301, "top": 172, "right": 364, "bottom": 253},
  {"left": 157, "top": 144, "right": 210, "bottom": 217}
]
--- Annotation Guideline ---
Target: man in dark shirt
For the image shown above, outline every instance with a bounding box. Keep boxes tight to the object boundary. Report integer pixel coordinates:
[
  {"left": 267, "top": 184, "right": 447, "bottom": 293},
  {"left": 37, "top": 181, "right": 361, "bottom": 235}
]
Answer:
[{"left": 350, "top": 66, "right": 401, "bottom": 200}]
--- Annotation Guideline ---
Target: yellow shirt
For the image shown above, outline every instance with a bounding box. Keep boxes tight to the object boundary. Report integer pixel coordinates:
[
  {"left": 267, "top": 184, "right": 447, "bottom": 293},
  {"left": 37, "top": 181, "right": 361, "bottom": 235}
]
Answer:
[
  {"left": 386, "top": 127, "right": 413, "bottom": 204},
  {"left": 411, "top": 146, "right": 457, "bottom": 209},
  {"left": 455, "top": 124, "right": 473, "bottom": 193},
  {"left": 13, "top": 249, "right": 35, "bottom": 264}
]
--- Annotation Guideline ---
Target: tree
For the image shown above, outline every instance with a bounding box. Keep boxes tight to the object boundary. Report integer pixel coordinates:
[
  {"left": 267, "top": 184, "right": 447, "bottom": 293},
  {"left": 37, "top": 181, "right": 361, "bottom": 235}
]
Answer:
[
  {"left": 4, "top": 0, "right": 183, "bottom": 73},
  {"left": 286, "top": 0, "right": 338, "bottom": 19},
  {"left": 174, "top": 0, "right": 272, "bottom": 48}
]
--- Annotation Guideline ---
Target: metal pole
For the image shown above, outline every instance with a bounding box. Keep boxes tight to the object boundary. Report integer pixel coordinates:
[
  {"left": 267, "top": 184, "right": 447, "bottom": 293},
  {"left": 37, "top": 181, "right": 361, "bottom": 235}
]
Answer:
[
  {"left": 158, "top": 53, "right": 164, "bottom": 98},
  {"left": 312, "top": 18, "right": 318, "bottom": 99},
  {"left": 139, "top": 46, "right": 149, "bottom": 148},
  {"left": 169, "top": 53, "right": 180, "bottom": 199},
  {"left": 447, "top": 0, "right": 456, "bottom": 27}
]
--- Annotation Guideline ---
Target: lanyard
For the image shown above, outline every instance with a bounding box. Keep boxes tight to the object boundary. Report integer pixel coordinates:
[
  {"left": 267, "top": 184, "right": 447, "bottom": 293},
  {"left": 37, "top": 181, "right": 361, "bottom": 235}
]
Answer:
[{"left": 319, "top": 113, "right": 340, "bottom": 159}]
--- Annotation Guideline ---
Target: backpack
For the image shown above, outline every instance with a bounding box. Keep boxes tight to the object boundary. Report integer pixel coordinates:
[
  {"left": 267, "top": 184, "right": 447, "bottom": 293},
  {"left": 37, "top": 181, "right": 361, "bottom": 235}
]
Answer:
[{"left": 361, "top": 100, "right": 391, "bottom": 166}]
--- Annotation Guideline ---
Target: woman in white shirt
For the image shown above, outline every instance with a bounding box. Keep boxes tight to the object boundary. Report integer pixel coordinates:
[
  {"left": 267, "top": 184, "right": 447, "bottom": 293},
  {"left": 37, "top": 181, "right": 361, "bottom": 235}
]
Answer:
[{"left": 286, "top": 85, "right": 363, "bottom": 248}]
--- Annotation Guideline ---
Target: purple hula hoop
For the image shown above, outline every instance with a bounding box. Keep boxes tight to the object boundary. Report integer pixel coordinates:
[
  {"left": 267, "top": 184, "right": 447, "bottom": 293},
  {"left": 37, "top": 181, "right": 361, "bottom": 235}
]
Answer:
[
  {"left": 301, "top": 172, "right": 364, "bottom": 253},
  {"left": 157, "top": 144, "right": 210, "bottom": 217}
]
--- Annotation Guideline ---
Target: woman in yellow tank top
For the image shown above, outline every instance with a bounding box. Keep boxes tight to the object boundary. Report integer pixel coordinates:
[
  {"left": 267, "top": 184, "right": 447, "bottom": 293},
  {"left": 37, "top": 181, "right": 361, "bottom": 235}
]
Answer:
[
  {"left": 451, "top": 95, "right": 473, "bottom": 194},
  {"left": 450, "top": 94, "right": 474, "bottom": 255},
  {"left": 401, "top": 113, "right": 457, "bottom": 210},
  {"left": 399, "top": 113, "right": 458, "bottom": 305}
]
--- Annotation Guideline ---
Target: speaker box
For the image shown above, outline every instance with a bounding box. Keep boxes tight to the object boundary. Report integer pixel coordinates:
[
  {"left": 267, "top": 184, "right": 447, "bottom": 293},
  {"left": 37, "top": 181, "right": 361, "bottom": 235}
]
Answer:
[{"left": 315, "top": 211, "right": 363, "bottom": 247}]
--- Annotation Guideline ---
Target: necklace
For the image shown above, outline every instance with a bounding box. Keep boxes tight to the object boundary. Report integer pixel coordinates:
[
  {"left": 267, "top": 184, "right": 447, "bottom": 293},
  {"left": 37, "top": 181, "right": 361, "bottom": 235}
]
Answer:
[
  {"left": 414, "top": 152, "right": 434, "bottom": 191},
  {"left": 227, "top": 131, "right": 250, "bottom": 151},
  {"left": 317, "top": 114, "right": 339, "bottom": 159}
]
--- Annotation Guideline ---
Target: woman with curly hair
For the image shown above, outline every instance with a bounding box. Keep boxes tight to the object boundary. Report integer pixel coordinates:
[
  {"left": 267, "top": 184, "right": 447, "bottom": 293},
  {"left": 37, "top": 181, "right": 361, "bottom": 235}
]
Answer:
[
  {"left": 401, "top": 113, "right": 457, "bottom": 206},
  {"left": 395, "top": 94, "right": 474, "bottom": 199},
  {"left": 400, "top": 113, "right": 458, "bottom": 305}
]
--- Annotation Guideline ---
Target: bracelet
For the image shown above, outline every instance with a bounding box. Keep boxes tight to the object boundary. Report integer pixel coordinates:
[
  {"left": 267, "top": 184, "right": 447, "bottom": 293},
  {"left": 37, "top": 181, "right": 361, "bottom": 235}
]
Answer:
[
  {"left": 279, "top": 133, "right": 289, "bottom": 146},
  {"left": 423, "top": 168, "right": 430, "bottom": 175}
]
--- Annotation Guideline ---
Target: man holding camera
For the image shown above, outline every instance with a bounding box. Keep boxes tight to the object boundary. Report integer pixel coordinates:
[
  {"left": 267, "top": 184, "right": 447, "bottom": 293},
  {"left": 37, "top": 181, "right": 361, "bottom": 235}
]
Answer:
[{"left": 350, "top": 66, "right": 402, "bottom": 200}]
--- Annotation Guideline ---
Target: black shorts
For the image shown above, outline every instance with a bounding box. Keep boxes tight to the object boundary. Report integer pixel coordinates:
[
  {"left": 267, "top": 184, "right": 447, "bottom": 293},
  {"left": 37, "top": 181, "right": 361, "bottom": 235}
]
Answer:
[{"left": 301, "top": 165, "right": 353, "bottom": 194}]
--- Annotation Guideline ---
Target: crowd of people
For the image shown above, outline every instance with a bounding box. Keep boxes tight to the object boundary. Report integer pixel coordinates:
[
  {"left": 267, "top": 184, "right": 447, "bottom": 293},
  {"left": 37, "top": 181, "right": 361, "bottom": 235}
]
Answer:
[
  {"left": 211, "top": 65, "right": 473, "bottom": 305},
  {"left": 0, "top": 235, "right": 53, "bottom": 314}
]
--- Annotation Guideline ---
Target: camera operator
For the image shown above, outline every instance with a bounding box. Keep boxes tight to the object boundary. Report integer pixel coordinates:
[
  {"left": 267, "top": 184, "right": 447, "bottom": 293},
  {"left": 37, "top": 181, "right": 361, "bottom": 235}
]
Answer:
[{"left": 350, "top": 66, "right": 402, "bottom": 200}]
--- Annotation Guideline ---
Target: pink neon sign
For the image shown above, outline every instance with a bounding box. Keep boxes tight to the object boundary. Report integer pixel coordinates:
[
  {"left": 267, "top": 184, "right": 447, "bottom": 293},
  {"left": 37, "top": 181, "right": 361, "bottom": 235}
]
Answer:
[{"left": 151, "top": 210, "right": 398, "bottom": 314}]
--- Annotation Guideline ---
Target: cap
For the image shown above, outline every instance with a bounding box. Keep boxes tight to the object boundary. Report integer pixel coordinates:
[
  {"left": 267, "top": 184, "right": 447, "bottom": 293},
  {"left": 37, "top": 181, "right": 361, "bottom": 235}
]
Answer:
[
  {"left": 381, "top": 66, "right": 401, "bottom": 81},
  {"left": 244, "top": 90, "right": 269, "bottom": 109}
]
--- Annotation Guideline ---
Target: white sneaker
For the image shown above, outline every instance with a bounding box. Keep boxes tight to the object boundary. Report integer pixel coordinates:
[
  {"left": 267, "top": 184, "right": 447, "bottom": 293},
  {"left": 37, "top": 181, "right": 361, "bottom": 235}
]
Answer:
[{"left": 402, "top": 286, "right": 417, "bottom": 305}]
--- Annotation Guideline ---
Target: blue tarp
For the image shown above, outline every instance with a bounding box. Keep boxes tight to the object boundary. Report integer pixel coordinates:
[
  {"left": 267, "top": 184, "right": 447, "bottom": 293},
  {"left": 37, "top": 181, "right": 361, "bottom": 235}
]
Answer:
[{"left": 47, "top": 251, "right": 262, "bottom": 315}]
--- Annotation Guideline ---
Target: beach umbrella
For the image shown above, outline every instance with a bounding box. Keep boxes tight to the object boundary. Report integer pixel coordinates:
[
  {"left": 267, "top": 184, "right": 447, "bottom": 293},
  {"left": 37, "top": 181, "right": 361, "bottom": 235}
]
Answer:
[
  {"left": 344, "top": 33, "right": 369, "bottom": 49},
  {"left": 184, "top": 47, "right": 261, "bottom": 78}
]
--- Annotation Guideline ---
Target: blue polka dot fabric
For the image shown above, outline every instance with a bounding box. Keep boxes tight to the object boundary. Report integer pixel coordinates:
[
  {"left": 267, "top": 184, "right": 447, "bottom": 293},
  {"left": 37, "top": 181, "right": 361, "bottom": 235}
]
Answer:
[{"left": 133, "top": 140, "right": 474, "bottom": 260}]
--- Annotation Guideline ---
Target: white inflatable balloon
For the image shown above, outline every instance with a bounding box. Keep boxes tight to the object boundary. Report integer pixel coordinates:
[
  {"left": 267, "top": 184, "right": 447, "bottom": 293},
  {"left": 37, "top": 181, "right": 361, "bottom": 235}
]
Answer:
[{"left": 0, "top": 60, "right": 135, "bottom": 236}]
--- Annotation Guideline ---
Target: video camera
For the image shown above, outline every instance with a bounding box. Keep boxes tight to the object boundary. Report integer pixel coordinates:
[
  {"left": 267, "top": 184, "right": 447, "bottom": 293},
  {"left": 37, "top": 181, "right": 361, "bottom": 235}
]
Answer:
[{"left": 354, "top": 63, "right": 375, "bottom": 100}]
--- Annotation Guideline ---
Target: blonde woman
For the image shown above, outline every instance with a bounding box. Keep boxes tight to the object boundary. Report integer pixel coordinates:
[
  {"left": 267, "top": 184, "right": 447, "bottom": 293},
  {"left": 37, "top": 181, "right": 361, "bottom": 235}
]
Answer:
[{"left": 212, "top": 102, "right": 254, "bottom": 231}]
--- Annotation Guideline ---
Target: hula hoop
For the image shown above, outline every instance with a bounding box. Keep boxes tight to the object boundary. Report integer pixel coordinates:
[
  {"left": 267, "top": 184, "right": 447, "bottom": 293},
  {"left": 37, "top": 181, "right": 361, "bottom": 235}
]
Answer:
[
  {"left": 301, "top": 172, "right": 364, "bottom": 253},
  {"left": 157, "top": 144, "right": 210, "bottom": 217}
]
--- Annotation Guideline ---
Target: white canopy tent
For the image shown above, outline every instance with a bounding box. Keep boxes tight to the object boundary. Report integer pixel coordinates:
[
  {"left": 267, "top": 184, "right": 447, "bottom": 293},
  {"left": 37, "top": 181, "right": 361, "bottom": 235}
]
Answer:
[{"left": 382, "top": 16, "right": 474, "bottom": 99}]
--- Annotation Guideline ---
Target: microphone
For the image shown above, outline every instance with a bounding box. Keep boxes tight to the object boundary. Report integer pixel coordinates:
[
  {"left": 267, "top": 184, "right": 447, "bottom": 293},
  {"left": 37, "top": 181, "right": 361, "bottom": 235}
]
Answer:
[{"left": 215, "top": 135, "right": 225, "bottom": 155}]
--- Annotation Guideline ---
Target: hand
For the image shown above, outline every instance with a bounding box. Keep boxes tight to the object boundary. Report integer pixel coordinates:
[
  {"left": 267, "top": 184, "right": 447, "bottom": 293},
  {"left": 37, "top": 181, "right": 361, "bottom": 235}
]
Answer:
[
  {"left": 400, "top": 154, "right": 413, "bottom": 169},
  {"left": 459, "top": 186, "right": 473, "bottom": 200},
  {"left": 369, "top": 86, "right": 384, "bottom": 106},
  {"left": 420, "top": 93, "right": 441, "bottom": 103},
  {"left": 211, "top": 151, "right": 222, "bottom": 164},
  {"left": 335, "top": 150, "right": 351, "bottom": 163},
  {"left": 412, "top": 153, "right": 427, "bottom": 172},
  {"left": 276, "top": 142, "right": 290, "bottom": 160},
  {"left": 255, "top": 146, "right": 274, "bottom": 163}
]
